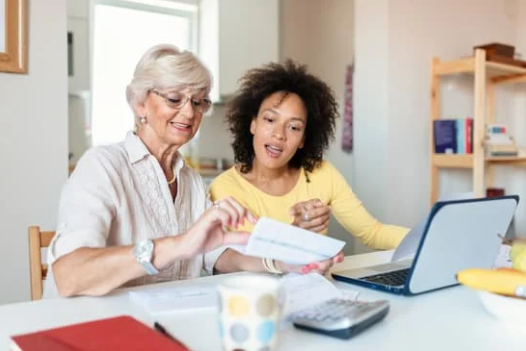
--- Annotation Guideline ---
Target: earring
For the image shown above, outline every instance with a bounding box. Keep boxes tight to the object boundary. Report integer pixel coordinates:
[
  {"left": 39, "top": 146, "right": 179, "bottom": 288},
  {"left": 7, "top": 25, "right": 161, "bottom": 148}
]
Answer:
[{"left": 139, "top": 116, "right": 147, "bottom": 124}]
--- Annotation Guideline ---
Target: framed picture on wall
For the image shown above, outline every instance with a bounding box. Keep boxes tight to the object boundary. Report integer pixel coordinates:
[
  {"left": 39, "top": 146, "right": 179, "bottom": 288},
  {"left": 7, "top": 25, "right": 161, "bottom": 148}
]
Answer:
[{"left": 0, "top": 0, "right": 27, "bottom": 74}]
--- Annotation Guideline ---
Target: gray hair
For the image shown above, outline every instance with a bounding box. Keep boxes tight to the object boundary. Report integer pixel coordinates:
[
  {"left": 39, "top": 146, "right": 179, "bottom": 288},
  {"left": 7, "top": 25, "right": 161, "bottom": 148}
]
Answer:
[{"left": 126, "top": 44, "right": 213, "bottom": 126}]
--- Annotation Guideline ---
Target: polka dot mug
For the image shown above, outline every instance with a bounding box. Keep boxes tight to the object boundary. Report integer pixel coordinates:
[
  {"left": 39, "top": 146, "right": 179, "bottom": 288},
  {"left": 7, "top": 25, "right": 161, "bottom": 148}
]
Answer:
[{"left": 217, "top": 275, "right": 283, "bottom": 351}]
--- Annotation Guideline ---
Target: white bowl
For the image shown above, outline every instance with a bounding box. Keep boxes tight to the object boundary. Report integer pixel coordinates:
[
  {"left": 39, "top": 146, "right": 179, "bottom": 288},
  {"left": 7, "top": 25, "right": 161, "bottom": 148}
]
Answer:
[{"left": 477, "top": 290, "right": 526, "bottom": 326}]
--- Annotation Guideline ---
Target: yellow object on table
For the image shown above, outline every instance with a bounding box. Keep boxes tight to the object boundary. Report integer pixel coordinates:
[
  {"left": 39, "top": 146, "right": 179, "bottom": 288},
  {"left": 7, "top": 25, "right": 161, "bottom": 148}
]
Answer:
[{"left": 457, "top": 268, "right": 526, "bottom": 298}]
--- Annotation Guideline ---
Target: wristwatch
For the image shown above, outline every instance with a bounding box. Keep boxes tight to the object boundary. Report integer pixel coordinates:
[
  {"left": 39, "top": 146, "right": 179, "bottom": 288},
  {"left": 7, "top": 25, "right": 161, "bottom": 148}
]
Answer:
[{"left": 133, "top": 239, "right": 159, "bottom": 275}]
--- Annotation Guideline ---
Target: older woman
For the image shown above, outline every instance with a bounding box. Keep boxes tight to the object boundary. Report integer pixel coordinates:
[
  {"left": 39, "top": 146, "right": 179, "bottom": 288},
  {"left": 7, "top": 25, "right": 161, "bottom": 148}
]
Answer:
[
  {"left": 210, "top": 60, "right": 409, "bottom": 276},
  {"left": 44, "top": 44, "right": 255, "bottom": 298}
]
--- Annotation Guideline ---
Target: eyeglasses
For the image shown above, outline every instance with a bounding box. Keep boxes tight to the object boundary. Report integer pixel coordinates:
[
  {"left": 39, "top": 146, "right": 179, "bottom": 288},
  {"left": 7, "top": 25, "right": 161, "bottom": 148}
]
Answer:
[{"left": 150, "top": 89, "right": 212, "bottom": 114}]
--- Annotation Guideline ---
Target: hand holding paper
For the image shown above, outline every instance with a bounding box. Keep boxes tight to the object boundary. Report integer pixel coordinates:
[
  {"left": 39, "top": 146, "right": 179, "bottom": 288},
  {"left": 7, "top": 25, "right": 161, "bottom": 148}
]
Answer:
[{"left": 230, "top": 217, "right": 346, "bottom": 265}]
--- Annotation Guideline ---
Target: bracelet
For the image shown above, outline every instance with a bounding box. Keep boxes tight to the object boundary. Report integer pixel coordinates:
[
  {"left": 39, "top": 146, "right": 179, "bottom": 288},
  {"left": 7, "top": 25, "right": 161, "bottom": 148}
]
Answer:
[
  {"left": 261, "top": 257, "right": 271, "bottom": 272},
  {"left": 268, "top": 259, "right": 284, "bottom": 275},
  {"left": 262, "top": 257, "right": 283, "bottom": 275}
]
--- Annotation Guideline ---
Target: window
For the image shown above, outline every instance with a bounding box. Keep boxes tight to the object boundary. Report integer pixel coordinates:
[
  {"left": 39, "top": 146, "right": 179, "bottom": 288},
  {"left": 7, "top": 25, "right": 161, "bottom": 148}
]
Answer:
[{"left": 91, "top": 0, "right": 197, "bottom": 145}]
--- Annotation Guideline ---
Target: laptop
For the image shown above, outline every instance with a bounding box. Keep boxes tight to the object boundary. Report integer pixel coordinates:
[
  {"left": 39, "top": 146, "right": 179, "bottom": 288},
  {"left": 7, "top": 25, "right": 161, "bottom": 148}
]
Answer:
[{"left": 332, "top": 195, "right": 519, "bottom": 296}]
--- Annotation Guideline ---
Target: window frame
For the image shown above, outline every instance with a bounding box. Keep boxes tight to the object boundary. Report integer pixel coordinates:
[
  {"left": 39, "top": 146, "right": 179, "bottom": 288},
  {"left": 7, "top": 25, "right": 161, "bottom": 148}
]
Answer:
[
  {"left": 88, "top": 0, "right": 200, "bottom": 146},
  {"left": 91, "top": 0, "right": 199, "bottom": 54}
]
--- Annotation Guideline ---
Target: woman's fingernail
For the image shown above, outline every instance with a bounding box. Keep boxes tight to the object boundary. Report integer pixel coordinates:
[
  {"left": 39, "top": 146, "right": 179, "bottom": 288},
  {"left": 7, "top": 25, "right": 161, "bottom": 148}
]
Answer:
[{"left": 309, "top": 263, "right": 319, "bottom": 269}]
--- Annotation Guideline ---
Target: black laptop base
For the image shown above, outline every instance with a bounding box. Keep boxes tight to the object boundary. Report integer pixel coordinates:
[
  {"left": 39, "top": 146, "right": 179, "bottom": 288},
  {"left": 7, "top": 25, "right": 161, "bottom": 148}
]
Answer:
[{"left": 332, "top": 272, "right": 407, "bottom": 295}]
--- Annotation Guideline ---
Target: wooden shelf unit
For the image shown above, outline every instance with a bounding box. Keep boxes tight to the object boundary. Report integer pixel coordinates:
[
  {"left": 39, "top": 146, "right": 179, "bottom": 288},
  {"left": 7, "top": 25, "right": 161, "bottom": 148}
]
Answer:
[
  {"left": 431, "top": 154, "right": 526, "bottom": 169},
  {"left": 430, "top": 48, "right": 526, "bottom": 204}
]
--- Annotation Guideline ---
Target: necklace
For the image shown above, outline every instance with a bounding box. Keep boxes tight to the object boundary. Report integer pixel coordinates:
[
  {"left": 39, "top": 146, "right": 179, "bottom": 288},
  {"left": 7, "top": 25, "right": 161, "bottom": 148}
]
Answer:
[{"left": 167, "top": 172, "right": 176, "bottom": 185}]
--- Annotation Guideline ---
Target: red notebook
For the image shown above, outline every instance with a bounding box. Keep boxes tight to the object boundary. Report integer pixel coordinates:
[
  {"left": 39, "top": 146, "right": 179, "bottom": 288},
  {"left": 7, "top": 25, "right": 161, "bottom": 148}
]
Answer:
[{"left": 10, "top": 315, "right": 189, "bottom": 351}]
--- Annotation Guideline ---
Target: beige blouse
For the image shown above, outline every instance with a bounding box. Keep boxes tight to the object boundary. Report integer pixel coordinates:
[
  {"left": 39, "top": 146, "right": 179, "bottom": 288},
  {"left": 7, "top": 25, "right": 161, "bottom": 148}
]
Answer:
[{"left": 43, "top": 132, "right": 224, "bottom": 298}]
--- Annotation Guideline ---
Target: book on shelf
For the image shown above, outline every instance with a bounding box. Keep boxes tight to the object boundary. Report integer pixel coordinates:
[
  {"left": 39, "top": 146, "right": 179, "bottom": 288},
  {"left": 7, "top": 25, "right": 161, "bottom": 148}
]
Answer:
[
  {"left": 433, "top": 119, "right": 456, "bottom": 154},
  {"left": 487, "top": 149, "right": 519, "bottom": 156},
  {"left": 486, "top": 187, "right": 506, "bottom": 197},
  {"left": 484, "top": 123, "right": 518, "bottom": 157},
  {"left": 488, "top": 152, "right": 519, "bottom": 157},
  {"left": 10, "top": 315, "right": 189, "bottom": 351},
  {"left": 486, "top": 124, "right": 507, "bottom": 134},
  {"left": 456, "top": 118, "right": 473, "bottom": 154},
  {"left": 433, "top": 118, "right": 473, "bottom": 154},
  {"left": 486, "top": 134, "right": 514, "bottom": 145}
]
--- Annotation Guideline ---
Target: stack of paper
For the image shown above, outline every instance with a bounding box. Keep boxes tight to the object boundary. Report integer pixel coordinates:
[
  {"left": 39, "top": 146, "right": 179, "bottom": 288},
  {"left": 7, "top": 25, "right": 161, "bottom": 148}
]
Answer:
[{"left": 129, "top": 283, "right": 217, "bottom": 315}]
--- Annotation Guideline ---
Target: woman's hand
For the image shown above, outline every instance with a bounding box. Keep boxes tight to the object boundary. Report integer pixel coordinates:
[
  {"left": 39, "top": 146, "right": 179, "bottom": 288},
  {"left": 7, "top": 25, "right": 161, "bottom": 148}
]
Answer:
[
  {"left": 276, "top": 251, "right": 345, "bottom": 275},
  {"left": 179, "top": 196, "right": 257, "bottom": 257},
  {"left": 290, "top": 199, "right": 331, "bottom": 233}
]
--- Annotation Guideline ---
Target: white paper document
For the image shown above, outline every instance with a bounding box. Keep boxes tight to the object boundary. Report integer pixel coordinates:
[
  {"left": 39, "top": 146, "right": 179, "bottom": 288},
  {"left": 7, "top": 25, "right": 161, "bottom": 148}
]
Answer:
[
  {"left": 129, "top": 274, "right": 359, "bottom": 318},
  {"left": 391, "top": 191, "right": 475, "bottom": 262},
  {"left": 280, "top": 273, "right": 359, "bottom": 317},
  {"left": 232, "top": 217, "right": 346, "bottom": 265},
  {"left": 129, "top": 283, "right": 217, "bottom": 315}
]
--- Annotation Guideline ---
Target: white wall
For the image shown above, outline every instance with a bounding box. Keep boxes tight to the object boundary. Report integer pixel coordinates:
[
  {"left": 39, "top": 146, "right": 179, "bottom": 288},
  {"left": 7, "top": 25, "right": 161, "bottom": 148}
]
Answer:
[
  {"left": 198, "top": 105, "right": 234, "bottom": 160},
  {"left": 0, "top": 1, "right": 68, "bottom": 304},
  {"left": 354, "top": 0, "right": 526, "bottom": 240},
  {"left": 280, "top": 0, "right": 355, "bottom": 254},
  {"left": 352, "top": 0, "right": 390, "bottom": 254}
]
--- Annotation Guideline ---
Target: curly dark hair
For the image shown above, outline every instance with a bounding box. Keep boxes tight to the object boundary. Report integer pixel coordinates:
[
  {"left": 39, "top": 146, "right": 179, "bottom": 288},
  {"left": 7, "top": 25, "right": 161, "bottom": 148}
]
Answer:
[{"left": 225, "top": 59, "right": 339, "bottom": 174}]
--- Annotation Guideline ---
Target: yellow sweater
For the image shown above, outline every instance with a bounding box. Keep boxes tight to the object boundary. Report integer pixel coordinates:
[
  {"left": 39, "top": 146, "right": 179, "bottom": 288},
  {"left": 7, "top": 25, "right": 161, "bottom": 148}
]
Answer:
[{"left": 209, "top": 161, "right": 409, "bottom": 250}]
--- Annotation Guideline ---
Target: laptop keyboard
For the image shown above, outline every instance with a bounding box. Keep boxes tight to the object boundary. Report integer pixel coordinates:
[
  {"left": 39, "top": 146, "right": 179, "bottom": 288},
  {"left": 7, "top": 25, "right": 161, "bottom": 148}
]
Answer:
[{"left": 362, "top": 269, "right": 410, "bottom": 287}]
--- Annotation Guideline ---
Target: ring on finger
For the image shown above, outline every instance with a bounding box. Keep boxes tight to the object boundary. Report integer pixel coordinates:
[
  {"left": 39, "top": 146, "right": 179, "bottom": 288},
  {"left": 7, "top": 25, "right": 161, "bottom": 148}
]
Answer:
[
  {"left": 302, "top": 212, "right": 310, "bottom": 222},
  {"left": 213, "top": 201, "right": 221, "bottom": 210}
]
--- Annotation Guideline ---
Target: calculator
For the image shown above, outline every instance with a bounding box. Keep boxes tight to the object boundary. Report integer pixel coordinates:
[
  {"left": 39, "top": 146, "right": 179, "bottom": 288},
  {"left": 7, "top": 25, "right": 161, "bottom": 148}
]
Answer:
[{"left": 291, "top": 298, "right": 390, "bottom": 339}]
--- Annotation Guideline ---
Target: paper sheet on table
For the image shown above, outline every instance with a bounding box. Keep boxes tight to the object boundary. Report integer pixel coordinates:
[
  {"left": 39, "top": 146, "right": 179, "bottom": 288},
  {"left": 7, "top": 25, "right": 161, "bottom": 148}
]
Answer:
[
  {"left": 280, "top": 273, "right": 359, "bottom": 317},
  {"left": 129, "top": 283, "right": 217, "bottom": 315},
  {"left": 230, "top": 217, "right": 345, "bottom": 265},
  {"left": 391, "top": 192, "right": 474, "bottom": 262}
]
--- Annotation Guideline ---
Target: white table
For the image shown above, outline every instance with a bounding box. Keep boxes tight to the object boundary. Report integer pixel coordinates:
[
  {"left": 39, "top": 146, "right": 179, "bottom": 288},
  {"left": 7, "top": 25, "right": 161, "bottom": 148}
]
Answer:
[{"left": 1, "top": 251, "right": 524, "bottom": 351}]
